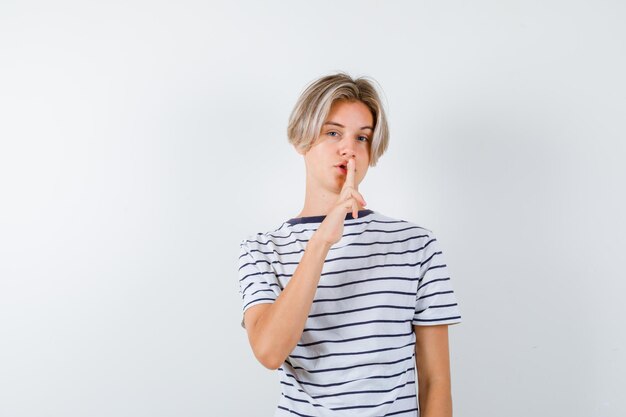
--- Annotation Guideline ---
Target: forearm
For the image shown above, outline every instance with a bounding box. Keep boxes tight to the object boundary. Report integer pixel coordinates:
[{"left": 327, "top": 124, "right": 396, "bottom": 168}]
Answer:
[
  {"left": 418, "top": 378, "right": 453, "bottom": 417},
  {"left": 252, "top": 235, "right": 331, "bottom": 368}
]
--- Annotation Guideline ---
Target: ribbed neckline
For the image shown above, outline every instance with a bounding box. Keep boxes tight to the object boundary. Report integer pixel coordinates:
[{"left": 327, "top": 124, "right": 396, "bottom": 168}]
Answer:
[{"left": 286, "top": 209, "right": 374, "bottom": 225}]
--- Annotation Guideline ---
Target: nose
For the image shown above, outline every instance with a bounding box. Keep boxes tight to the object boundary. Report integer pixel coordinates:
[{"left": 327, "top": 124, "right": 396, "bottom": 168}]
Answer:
[{"left": 339, "top": 138, "right": 356, "bottom": 159}]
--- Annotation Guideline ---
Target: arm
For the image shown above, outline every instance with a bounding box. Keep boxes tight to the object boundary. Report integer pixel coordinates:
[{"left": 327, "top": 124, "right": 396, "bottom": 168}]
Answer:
[
  {"left": 244, "top": 236, "right": 331, "bottom": 370},
  {"left": 243, "top": 158, "right": 366, "bottom": 370},
  {"left": 414, "top": 324, "right": 454, "bottom": 417}
]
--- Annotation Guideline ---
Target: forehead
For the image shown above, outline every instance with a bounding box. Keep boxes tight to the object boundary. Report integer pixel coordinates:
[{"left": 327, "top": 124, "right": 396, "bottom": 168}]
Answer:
[{"left": 326, "top": 100, "right": 373, "bottom": 125}]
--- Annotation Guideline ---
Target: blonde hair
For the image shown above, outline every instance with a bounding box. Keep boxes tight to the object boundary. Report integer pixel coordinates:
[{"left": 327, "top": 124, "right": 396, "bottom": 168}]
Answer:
[{"left": 287, "top": 72, "right": 389, "bottom": 167}]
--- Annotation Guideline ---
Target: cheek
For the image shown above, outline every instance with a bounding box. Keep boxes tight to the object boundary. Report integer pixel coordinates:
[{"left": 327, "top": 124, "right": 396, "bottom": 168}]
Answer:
[{"left": 356, "top": 164, "right": 369, "bottom": 179}]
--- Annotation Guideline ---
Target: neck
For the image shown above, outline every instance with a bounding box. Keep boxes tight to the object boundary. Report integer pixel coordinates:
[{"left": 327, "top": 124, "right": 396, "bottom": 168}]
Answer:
[{"left": 296, "top": 180, "right": 365, "bottom": 218}]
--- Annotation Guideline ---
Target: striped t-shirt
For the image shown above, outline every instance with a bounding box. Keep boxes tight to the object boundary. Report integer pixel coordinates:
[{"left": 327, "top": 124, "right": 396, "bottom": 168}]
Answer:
[{"left": 237, "top": 209, "right": 462, "bottom": 417}]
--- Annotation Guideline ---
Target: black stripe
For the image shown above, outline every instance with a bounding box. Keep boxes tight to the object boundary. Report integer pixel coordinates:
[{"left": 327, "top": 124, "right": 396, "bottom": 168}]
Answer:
[
  {"left": 272, "top": 224, "right": 425, "bottom": 242},
  {"left": 385, "top": 407, "right": 420, "bottom": 416},
  {"left": 275, "top": 219, "right": 411, "bottom": 238},
  {"left": 318, "top": 275, "right": 419, "bottom": 289},
  {"left": 268, "top": 216, "right": 411, "bottom": 239},
  {"left": 283, "top": 391, "right": 412, "bottom": 414},
  {"left": 238, "top": 231, "right": 430, "bottom": 259},
  {"left": 297, "top": 329, "right": 414, "bottom": 347},
  {"left": 320, "top": 245, "right": 431, "bottom": 266},
  {"left": 238, "top": 260, "right": 260, "bottom": 270},
  {"left": 240, "top": 242, "right": 435, "bottom": 274},
  {"left": 242, "top": 298, "right": 274, "bottom": 311},
  {"left": 418, "top": 245, "right": 439, "bottom": 265},
  {"left": 282, "top": 389, "right": 417, "bottom": 412},
  {"left": 429, "top": 303, "right": 458, "bottom": 309},
  {"left": 276, "top": 405, "right": 315, "bottom": 417},
  {"left": 242, "top": 229, "right": 431, "bottom": 252},
  {"left": 246, "top": 288, "right": 275, "bottom": 298},
  {"left": 313, "top": 290, "right": 414, "bottom": 303},
  {"left": 285, "top": 355, "right": 413, "bottom": 374},
  {"left": 289, "top": 341, "right": 415, "bottom": 361},
  {"left": 238, "top": 270, "right": 274, "bottom": 283},
  {"left": 419, "top": 263, "right": 447, "bottom": 282},
  {"left": 336, "top": 234, "right": 430, "bottom": 249},
  {"left": 415, "top": 303, "right": 458, "bottom": 314},
  {"left": 281, "top": 378, "right": 416, "bottom": 403},
  {"left": 240, "top": 260, "right": 426, "bottom": 280},
  {"left": 281, "top": 394, "right": 324, "bottom": 408},
  {"left": 417, "top": 290, "right": 454, "bottom": 301},
  {"left": 304, "top": 319, "right": 412, "bottom": 332},
  {"left": 331, "top": 397, "right": 396, "bottom": 411},
  {"left": 286, "top": 380, "right": 415, "bottom": 401},
  {"left": 332, "top": 394, "right": 417, "bottom": 411},
  {"left": 242, "top": 247, "right": 427, "bottom": 270},
  {"left": 278, "top": 366, "right": 416, "bottom": 388},
  {"left": 417, "top": 277, "right": 450, "bottom": 291},
  {"left": 308, "top": 304, "right": 414, "bottom": 319},
  {"left": 284, "top": 262, "right": 424, "bottom": 279},
  {"left": 286, "top": 209, "right": 374, "bottom": 225},
  {"left": 413, "top": 316, "right": 461, "bottom": 322},
  {"left": 241, "top": 281, "right": 255, "bottom": 293}
]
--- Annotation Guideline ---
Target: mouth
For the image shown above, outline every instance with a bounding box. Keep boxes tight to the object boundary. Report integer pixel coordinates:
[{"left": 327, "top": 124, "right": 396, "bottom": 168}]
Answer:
[{"left": 336, "top": 165, "right": 348, "bottom": 175}]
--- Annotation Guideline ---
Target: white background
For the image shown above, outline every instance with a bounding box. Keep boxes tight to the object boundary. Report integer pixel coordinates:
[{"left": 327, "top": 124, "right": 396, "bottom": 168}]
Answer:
[{"left": 1, "top": 1, "right": 625, "bottom": 416}]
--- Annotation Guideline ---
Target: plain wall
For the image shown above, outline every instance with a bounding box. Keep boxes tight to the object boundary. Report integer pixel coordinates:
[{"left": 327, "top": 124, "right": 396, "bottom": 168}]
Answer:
[{"left": 1, "top": 1, "right": 625, "bottom": 416}]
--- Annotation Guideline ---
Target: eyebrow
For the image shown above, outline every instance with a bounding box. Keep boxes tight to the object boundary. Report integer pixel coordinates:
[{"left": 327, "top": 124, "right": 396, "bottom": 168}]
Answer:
[{"left": 323, "top": 121, "right": 374, "bottom": 131}]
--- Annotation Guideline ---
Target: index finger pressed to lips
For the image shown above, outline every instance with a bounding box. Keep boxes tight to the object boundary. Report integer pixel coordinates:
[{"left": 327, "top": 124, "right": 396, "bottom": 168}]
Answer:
[{"left": 344, "top": 158, "right": 356, "bottom": 190}]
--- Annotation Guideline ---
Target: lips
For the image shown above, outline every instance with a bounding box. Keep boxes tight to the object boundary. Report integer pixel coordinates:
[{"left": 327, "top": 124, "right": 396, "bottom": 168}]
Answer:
[
  {"left": 335, "top": 160, "right": 350, "bottom": 169},
  {"left": 335, "top": 162, "right": 349, "bottom": 176}
]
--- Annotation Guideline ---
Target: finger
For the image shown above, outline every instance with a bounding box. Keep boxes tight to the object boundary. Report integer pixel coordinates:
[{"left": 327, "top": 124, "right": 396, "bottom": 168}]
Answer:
[
  {"left": 344, "top": 157, "right": 356, "bottom": 191},
  {"left": 351, "top": 189, "right": 367, "bottom": 207},
  {"left": 352, "top": 199, "right": 359, "bottom": 219}
]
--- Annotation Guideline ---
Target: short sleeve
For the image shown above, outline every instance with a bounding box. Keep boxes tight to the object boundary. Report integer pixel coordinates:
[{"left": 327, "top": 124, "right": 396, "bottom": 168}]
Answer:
[
  {"left": 413, "top": 231, "right": 462, "bottom": 326},
  {"left": 237, "top": 239, "right": 277, "bottom": 329}
]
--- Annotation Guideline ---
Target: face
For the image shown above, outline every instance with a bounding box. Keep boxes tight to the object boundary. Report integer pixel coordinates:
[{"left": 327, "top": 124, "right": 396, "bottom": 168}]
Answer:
[{"left": 298, "top": 99, "right": 373, "bottom": 193}]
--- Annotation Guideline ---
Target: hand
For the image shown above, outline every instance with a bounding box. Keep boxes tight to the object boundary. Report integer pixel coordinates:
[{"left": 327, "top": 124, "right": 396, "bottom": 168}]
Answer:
[{"left": 312, "top": 158, "right": 367, "bottom": 246}]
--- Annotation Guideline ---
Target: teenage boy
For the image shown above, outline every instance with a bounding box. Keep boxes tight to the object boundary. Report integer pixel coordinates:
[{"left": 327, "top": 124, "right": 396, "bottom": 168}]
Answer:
[{"left": 238, "top": 73, "right": 462, "bottom": 417}]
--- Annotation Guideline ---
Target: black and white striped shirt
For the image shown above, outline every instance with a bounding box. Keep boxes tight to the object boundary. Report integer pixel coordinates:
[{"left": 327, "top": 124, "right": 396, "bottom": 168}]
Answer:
[{"left": 237, "top": 209, "right": 462, "bottom": 417}]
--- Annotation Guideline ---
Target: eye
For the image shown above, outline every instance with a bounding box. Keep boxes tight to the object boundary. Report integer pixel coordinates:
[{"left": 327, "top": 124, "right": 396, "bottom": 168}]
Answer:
[
  {"left": 357, "top": 135, "right": 370, "bottom": 142},
  {"left": 326, "top": 131, "right": 339, "bottom": 137}
]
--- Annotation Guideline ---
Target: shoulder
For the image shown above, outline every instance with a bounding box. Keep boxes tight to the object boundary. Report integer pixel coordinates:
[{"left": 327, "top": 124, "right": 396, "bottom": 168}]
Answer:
[
  {"left": 370, "top": 211, "right": 434, "bottom": 237},
  {"left": 239, "top": 221, "right": 293, "bottom": 255}
]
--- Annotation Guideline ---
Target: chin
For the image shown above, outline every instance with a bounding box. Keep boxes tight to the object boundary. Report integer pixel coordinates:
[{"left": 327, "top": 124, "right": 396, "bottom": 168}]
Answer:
[{"left": 327, "top": 180, "right": 343, "bottom": 193}]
